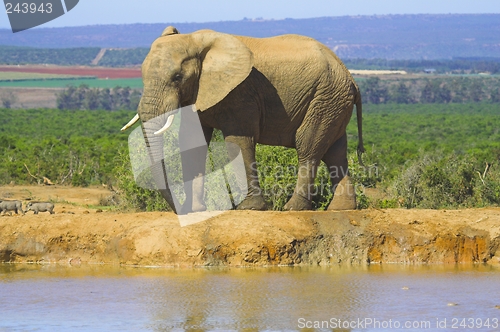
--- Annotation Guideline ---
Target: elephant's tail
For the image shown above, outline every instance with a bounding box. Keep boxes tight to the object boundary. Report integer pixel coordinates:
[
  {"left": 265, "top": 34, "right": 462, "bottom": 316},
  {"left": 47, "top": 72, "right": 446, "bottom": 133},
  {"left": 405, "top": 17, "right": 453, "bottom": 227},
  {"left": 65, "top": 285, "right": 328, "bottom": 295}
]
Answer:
[{"left": 355, "top": 86, "right": 365, "bottom": 166}]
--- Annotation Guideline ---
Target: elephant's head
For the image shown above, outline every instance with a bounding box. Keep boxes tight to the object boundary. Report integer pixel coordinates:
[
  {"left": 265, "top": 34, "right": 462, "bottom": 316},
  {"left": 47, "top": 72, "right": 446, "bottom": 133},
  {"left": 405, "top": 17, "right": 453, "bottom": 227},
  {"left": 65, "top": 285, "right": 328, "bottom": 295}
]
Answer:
[{"left": 121, "top": 26, "right": 254, "bottom": 133}]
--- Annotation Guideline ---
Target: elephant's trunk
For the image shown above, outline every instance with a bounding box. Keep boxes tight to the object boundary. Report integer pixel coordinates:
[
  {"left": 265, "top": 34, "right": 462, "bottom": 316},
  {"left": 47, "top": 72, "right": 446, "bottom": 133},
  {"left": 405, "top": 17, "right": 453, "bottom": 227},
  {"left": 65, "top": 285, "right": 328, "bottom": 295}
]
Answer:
[
  {"left": 138, "top": 80, "right": 179, "bottom": 121},
  {"left": 138, "top": 95, "right": 181, "bottom": 213},
  {"left": 141, "top": 122, "right": 178, "bottom": 213}
]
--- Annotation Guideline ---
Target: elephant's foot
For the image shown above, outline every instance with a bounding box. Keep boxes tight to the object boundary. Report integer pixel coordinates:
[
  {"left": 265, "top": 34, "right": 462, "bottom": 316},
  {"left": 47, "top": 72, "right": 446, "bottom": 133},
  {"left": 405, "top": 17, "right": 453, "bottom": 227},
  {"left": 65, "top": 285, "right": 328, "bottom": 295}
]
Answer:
[
  {"left": 180, "top": 201, "right": 207, "bottom": 214},
  {"left": 236, "top": 195, "right": 267, "bottom": 211},
  {"left": 180, "top": 205, "right": 207, "bottom": 214},
  {"left": 283, "top": 193, "right": 312, "bottom": 211},
  {"left": 180, "top": 175, "right": 207, "bottom": 214},
  {"left": 328, "top": 176, "right": 357, "bottom": 210}
]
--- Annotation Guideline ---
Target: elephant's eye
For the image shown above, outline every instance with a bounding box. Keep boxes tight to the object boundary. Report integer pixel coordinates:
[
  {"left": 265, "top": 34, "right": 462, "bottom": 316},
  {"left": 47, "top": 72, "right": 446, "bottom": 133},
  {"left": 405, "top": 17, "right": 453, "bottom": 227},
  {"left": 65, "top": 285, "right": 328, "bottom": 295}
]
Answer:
[{"left": 173, "top": 74, "right": 183, "bottom": 82}]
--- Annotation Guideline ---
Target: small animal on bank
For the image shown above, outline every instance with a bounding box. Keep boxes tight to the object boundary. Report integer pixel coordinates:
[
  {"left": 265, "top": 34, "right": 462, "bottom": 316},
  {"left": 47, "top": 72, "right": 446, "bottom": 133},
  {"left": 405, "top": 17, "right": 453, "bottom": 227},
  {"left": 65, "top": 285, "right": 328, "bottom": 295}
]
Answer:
[
  {"left": 25, "top": 202, "right": 55, "bottom": 214},
  {"left": 0, "top": 200, "right": 24, "bottom": 216}
]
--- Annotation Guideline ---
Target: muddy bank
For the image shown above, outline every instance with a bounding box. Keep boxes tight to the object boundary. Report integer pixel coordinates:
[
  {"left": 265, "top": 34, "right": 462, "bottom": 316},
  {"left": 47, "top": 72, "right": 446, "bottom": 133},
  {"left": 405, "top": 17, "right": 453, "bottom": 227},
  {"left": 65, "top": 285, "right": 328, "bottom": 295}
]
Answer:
[{"left": 1, "top": 208, "right": 499, "bottom": 266}]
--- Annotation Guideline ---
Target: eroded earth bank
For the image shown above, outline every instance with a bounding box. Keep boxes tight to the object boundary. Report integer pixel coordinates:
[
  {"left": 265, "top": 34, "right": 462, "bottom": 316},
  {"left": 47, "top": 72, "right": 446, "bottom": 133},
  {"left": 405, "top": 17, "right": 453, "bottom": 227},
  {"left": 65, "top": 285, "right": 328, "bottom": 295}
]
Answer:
[{"left": 0, "top": 186, "right": 500, "bottom": 267}]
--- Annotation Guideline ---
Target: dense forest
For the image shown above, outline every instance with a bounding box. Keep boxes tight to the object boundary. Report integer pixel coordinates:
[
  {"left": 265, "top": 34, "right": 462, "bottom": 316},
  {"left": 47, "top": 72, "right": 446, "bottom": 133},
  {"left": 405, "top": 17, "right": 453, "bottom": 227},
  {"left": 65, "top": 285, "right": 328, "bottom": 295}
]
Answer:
[{"left": 0, "top": 103, "right": 498, "bottom": 210}]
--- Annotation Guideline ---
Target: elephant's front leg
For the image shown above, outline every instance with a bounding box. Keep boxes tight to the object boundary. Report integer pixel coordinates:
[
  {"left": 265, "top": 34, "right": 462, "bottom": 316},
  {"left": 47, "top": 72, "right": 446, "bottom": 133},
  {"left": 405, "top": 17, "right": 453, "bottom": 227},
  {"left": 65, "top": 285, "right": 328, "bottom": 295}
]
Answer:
[
  {"left": 179, "top": 122, "right": 213, "bottom": 214},
  {"left": 179, "top": 145, "right": 208, "bottom": 213},
  {"left": 225, "top": 135, "right": 267, "bottom": 210}
]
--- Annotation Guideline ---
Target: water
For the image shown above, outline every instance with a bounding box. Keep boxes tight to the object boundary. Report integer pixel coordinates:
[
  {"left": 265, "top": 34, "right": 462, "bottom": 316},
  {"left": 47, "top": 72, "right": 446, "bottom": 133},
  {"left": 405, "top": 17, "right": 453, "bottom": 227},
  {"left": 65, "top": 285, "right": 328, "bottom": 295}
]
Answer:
[{"left": 0, "top": 264, "right": 499, "bottom": 331}]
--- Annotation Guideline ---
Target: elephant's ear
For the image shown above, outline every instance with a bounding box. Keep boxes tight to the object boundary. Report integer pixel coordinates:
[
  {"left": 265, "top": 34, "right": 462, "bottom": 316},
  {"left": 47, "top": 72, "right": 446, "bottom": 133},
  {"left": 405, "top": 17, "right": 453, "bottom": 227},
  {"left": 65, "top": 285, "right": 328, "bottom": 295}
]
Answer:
[{"left": 191, "top": 30, "right": 254, "bottom": 111}]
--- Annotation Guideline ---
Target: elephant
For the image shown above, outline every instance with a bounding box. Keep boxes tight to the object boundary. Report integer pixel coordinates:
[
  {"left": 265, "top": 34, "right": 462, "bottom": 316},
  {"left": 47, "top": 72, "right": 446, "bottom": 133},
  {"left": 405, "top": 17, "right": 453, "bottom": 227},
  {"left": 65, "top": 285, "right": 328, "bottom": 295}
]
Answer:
[
  {"left": 25, "top": 202, "right": 55, "bottom": 214},
  {"left": 0, "top": 200, "right": 24, "bottom": 215},
  {"left": 121, "top": 26, "right": 364, "bottom": 213}
]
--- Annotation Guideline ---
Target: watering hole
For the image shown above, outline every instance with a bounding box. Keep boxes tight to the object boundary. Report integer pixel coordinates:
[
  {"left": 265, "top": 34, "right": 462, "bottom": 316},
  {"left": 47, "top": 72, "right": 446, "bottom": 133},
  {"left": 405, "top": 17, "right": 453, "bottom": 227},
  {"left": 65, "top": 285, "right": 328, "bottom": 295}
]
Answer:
[{"left": 0, "top": 264, "right": 499, "bottom": 331}]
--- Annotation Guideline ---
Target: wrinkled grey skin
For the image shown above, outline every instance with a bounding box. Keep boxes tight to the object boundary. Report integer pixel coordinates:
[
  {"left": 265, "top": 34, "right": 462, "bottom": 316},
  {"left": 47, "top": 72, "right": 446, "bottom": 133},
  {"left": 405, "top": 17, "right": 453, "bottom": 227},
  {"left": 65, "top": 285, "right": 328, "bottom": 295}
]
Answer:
[
  {"left": 129, "top": 26, "right": 364, "bottom": 213},
  {"left": 25, "top": 202, "right": 55, "bottom": 214},
  {"left": 0, "top": 200, "right": 24, "bottom": 215}
]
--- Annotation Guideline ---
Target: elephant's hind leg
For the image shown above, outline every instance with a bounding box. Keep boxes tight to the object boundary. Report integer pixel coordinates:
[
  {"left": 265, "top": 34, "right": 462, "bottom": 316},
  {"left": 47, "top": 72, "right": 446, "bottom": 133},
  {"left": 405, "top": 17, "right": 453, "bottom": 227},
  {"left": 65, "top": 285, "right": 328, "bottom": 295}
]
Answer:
[
  {"left": 323, "top": 134, "right": 356, "bottom": 210},
  {"left": 283, "top": 122, "right": 327, "bottom": 211}
]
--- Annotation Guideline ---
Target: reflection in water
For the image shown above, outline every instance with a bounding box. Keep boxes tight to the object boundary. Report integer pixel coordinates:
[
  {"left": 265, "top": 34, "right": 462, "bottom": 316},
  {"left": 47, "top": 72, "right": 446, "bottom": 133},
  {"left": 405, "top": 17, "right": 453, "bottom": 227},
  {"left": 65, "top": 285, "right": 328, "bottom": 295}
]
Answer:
[{"left": 0, "top": 264, "right": 499, "bottom": 331}]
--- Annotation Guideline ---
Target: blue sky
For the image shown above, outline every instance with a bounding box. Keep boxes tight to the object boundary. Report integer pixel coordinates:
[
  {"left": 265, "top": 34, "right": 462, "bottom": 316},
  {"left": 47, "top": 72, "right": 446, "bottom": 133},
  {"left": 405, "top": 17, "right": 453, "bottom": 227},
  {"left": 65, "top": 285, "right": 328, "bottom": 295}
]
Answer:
[{"left": 1, "top": 0, "right": 500, "bottom": 29}]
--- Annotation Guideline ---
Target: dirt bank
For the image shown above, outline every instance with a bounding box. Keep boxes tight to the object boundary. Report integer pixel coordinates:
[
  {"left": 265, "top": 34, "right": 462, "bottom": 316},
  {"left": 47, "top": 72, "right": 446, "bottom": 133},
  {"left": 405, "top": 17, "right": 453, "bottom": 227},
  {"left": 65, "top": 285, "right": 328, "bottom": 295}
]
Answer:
[{"left": 1, "top": 186, "right": 499, "bottom": 266}]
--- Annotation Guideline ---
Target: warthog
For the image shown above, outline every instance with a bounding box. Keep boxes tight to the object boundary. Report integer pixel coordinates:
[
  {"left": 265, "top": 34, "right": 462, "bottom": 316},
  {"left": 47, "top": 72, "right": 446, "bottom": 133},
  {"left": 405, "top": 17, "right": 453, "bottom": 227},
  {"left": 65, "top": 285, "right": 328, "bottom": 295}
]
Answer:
[
  {"left": 25, "top": 202, "right": 55, "bottom": 214},
  {"left": 0, "top": 200, "right": 24, "bottom": 215}
]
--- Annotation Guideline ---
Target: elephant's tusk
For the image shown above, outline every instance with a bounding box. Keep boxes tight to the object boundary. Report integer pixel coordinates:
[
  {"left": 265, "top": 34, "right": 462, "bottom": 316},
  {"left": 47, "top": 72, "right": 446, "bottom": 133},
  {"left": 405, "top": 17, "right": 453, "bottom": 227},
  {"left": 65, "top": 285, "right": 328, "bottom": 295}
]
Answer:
[
  {"left": 120, "top": 114, "right": 140, "bottom": 131},
  {"left": 154, "top": 114, "right": 176, "bottom": 135}
]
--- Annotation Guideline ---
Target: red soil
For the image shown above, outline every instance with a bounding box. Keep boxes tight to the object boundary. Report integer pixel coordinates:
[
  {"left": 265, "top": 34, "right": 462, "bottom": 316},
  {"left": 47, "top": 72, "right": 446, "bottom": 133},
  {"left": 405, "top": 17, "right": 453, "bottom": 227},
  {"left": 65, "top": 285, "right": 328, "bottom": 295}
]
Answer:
[{"left": 0, "top": 65, "right": 142, "bottom": 79}]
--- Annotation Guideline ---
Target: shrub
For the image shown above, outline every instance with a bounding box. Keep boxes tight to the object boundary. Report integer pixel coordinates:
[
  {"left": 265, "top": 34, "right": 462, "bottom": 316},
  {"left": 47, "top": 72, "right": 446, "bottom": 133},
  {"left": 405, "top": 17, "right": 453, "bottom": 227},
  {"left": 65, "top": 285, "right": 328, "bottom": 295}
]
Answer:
[
  {"left": 391, "top": 152, "right": 499, "bottom": 209},
  {"left": 112, "top": 150, "right": 172, "bottom": 212}
]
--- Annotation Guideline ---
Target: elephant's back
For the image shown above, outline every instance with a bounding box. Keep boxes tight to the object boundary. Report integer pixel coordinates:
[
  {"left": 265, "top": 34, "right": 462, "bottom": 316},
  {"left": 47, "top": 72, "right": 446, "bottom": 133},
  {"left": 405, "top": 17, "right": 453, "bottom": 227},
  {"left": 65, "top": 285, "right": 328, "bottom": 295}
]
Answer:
[
  {"left": 236, "top": 34, "right": 352, "bottom": 88},
  {"left": 235, "top": 34, "right": 329, "bottom": 65}
]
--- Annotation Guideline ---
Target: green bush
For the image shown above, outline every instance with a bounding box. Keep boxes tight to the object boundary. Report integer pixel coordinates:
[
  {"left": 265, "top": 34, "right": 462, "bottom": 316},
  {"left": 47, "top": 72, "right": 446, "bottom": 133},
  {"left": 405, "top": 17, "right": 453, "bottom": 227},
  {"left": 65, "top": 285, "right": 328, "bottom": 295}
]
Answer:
[
  {"left": 112, "top": 150, "right": 172, "bottom": 212},
  {"left": 391, "top": 152, "right": 499, "bottom": 209}
]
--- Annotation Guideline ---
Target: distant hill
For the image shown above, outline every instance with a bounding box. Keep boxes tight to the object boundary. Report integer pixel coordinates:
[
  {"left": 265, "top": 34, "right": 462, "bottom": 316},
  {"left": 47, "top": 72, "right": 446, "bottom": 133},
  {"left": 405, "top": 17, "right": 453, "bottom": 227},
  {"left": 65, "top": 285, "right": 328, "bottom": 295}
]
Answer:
[{"left": 0, "top": 14, "right": 499, "bottom": 59}]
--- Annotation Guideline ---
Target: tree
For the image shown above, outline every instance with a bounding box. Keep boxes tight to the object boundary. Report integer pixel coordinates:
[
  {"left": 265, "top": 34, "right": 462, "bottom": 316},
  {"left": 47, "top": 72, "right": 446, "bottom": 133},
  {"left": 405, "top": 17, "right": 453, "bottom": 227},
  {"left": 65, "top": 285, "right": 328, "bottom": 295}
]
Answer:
[
  {"left": 469, "top": 79, "right": 485, "bottom": 102},
  {"left": 129, "top": 90, "right": 141, "bottom": 110},
  {"left": 107, "top": 86, "right": 134, "bottom": 110},
  {"left": 436, "top": 84, "right": 452, "bottom": 103},
  {"left": 421, "top": 81, "right": 434, "bottom": 103},
  {"left": 84, "top": 88, "right": 100, "bottom": 110},
  {"left": 362, "top": 77, "right": 389, "bottom": 104},
  {"left": 0, "top": 91, "right": 17, "bottom": 108},
  {"left": 57, "top": 85, "right": 79, "bottom": 109},
  {"left": 450, "top": 78, "right": 468, "bottom": 103},
  {"left": 491, "top": 88, "right": 500, "bottom": 103},
  {"left": 391, "top": 82, "right": 412, "bottom": 104},
  {"left": 99, "top": 88, "right": 112, "bottom": 110},
  {"left": 75, "top": 84, "right": 89, "bottom": 107}
]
